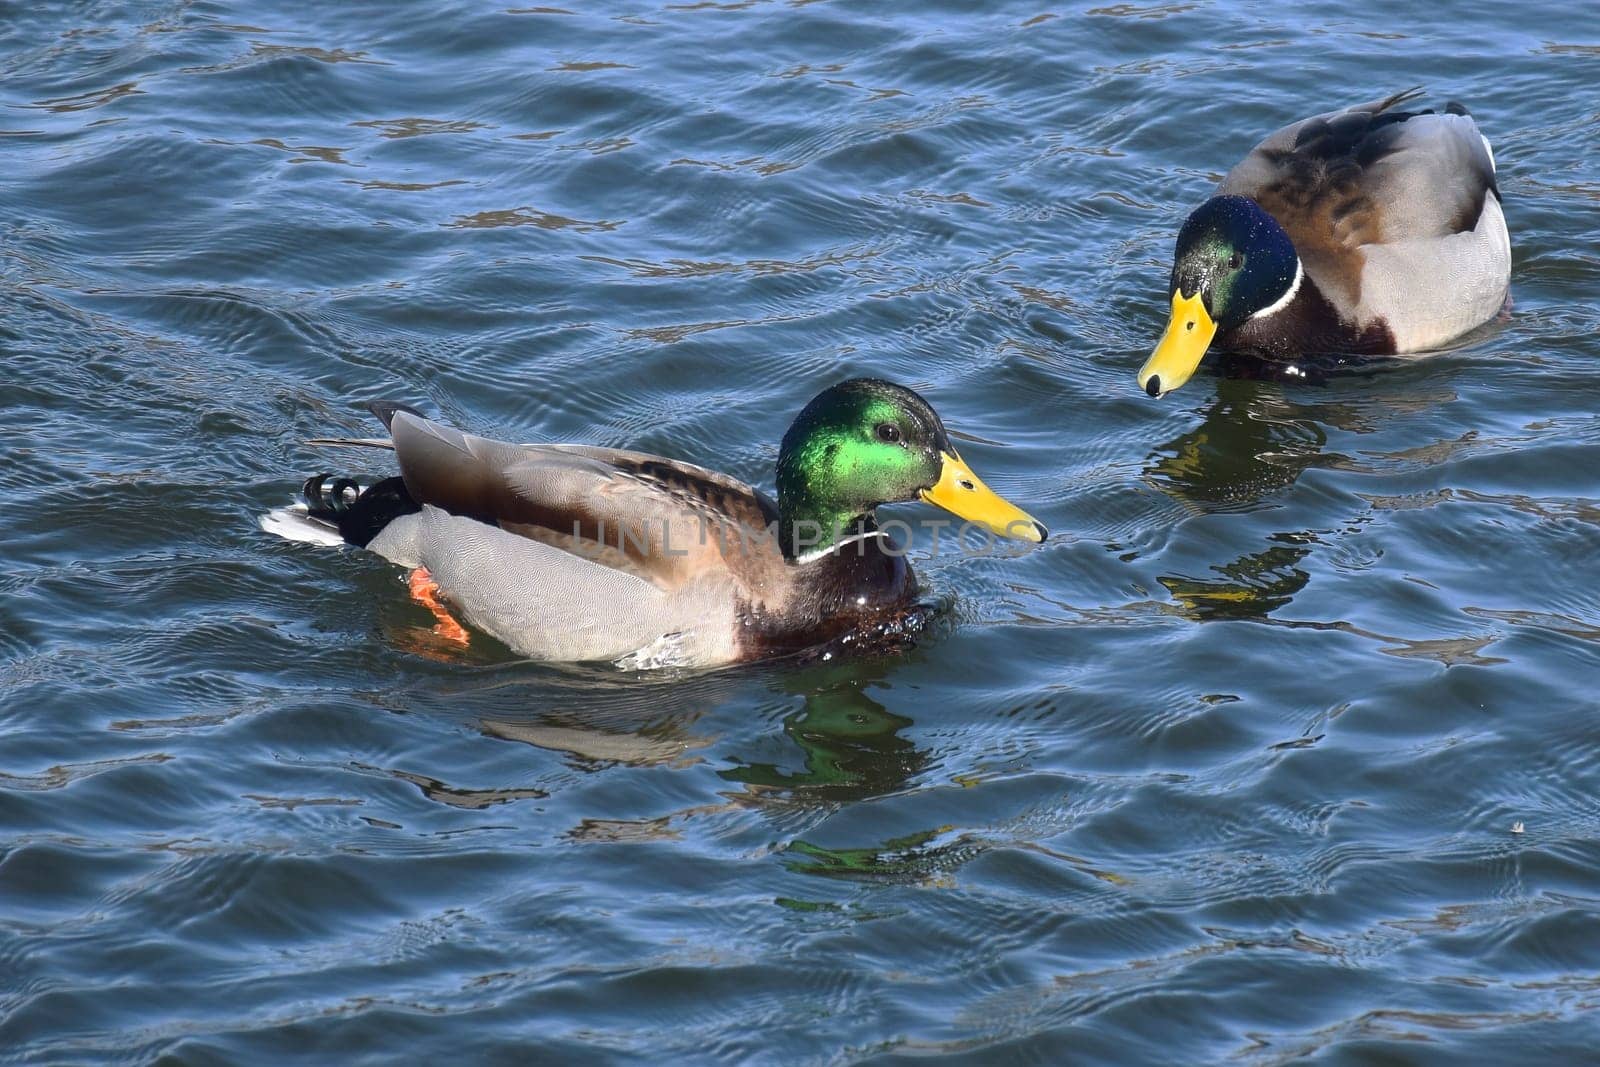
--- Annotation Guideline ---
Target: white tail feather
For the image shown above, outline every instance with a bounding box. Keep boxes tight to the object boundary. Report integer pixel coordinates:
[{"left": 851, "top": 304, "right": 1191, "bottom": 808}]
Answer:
[{"left": 259, "top": 505, "right": 347, "bottom": 548}]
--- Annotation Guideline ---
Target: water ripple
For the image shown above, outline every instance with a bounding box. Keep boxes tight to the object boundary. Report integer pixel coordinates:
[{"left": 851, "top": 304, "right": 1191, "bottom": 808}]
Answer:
[{"left": 2, "top": 0, "right": 1598, "bottom": 1061}]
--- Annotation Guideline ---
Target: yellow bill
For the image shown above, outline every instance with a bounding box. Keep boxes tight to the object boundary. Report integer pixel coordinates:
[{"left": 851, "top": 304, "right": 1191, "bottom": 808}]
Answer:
[
  {"left": 921, "top": 451, "right": 1047, "bottom": 542},
  {"left": 1137, "top": 290, "right": 1217, "bottom": 398}
]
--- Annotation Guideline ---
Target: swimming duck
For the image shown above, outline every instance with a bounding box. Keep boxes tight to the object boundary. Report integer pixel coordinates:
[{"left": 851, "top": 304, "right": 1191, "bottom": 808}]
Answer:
[
  {"left": 1138, "top": 89, "right": 1510, "bottom": 397},
  {"left": 261, "top": 379, "right": 1046, "bottom": 667}
]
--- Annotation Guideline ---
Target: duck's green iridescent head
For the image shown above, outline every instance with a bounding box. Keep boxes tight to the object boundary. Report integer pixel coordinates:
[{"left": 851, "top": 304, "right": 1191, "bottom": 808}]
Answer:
[
  {"left": 1138, "top": 195, "right": 1301, "bottom": 398},
  {"left": 775, "top": 378, "right": 1046, "bottom": 560}
]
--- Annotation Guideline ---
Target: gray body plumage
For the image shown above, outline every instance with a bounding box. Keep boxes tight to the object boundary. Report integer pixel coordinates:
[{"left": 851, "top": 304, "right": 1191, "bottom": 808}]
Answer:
[
  {"left": 367, "top": 506, "right": 743, "bottom": 666},
  {"left": 365, "top": 411, "right": 779, "bottom": 665}
]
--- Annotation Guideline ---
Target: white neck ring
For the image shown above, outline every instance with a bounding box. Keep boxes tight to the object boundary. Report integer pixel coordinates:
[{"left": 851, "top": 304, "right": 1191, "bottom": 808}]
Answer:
[{"left": 1249, "top": 258, "right": 1303, "bottom": 321}]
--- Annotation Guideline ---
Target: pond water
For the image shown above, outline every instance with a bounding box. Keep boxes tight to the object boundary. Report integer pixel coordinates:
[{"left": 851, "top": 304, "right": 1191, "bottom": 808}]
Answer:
[{"left": 3, "top": 1, "right": 1598, "bottom": 1061}]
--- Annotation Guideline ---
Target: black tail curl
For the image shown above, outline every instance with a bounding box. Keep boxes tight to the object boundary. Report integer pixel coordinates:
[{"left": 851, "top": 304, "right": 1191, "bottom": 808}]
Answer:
[
  {"left": 302, "top": 474, "right": 420, "bottom": 548},
  {"left": 303, "top": 474, "right": 362, "bottom": 518}
]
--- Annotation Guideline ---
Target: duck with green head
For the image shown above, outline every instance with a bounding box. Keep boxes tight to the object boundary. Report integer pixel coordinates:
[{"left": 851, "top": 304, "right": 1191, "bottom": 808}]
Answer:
[
  {"left": 261, "top": 379, "right": 1046, "bottom": 668},
  {"left": 1139, "top": 90, "right": 1510, "bottom": 397}
]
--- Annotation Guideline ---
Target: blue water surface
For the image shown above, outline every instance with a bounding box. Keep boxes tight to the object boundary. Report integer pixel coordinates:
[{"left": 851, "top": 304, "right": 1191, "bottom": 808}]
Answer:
[{"left": 3, "top": 1, "right": 1599, "bottom": 1062}]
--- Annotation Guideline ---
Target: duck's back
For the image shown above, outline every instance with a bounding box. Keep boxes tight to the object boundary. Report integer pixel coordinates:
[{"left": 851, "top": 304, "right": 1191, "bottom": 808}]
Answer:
[{"left": 1219, "top": 91, "right": 1509, "bottom": 351}]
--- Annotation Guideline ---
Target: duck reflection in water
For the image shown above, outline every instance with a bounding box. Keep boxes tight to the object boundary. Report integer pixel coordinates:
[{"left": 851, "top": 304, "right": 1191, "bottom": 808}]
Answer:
[
  {"left": 1140, "top": 377, "right": 1506, "bottom": 665},
  {"left": 469, "top": 657, "right": 929, "bottom": 846},
  {"left": 1143, "top": 382, "right": 1336, "bottom": 621},
  {"left": 1146, "top": 371, "right": 1459, "bottom": 512},
  {"left": 471, "top": 653, "right": 928, "bottom": 803},
  {"left": 1145, "top": 379, "right": 1332, "bottom": 514},
  {"left": 720, "top": 657, "right": 929, "bottom": 805},
  {"left": 1145, "top": 375, "right": 1459, "bottom": 623},
  {"left": 1158, "top": 538, "right": 1315, "bottom": 622},
  {"left": 477, "top": 664, "right": 732, "bottom": 768}
]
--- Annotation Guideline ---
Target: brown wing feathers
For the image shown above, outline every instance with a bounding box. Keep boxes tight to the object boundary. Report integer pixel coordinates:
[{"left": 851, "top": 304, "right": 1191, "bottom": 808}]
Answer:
[
  {"left": 1224, "top": 91, "right": 1496, "bottom": 311},
  {"left": 382, "top": 410, "right": 782, "bottom": 591}
]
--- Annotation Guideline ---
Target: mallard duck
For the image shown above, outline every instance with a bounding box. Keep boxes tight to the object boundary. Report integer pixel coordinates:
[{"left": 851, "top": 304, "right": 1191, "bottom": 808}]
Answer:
[
  {"left": 1138, "top": 89, "right": 1510, "bottom": 397},
  {"left": 261, "top": 379, "right": 1046, "bottom": 667}
]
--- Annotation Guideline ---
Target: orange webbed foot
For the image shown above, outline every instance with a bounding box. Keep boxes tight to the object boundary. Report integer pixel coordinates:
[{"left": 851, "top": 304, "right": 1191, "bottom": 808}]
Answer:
[{"left": 408, "top": 567, "right": 470, "bottom": 647}]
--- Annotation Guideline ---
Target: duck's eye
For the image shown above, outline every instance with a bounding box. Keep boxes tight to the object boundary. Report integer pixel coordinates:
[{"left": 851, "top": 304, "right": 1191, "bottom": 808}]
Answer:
[
  {"left": 1227, "top": 253, "right": 1244, "bottom": 271},
  {"left": 875, "top": 422, "right": 902, "bottom": 444}
]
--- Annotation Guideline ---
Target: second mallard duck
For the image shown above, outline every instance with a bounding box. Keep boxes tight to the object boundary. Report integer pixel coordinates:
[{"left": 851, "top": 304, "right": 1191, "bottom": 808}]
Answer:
[
  {"left": 1139, "top": 89, "right": 1511, "bottom": 397},
  {"left": 261, "top": 379, "right": 1045, "bottom": 668}
]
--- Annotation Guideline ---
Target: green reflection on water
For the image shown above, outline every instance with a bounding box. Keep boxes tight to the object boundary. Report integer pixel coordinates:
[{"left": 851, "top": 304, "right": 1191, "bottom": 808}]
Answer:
[
  {"left": 782, "top": 827, "right": 951, "bottom": 881},
  {"left": 719, "top": 663, "right": 929, "bottom": 802},
  {"left": 1159, "top": 541, "right": 1314, "bottom": 621},
  {"left": 1145, "top": 381, "right": 1331, "bottom": 513}
]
